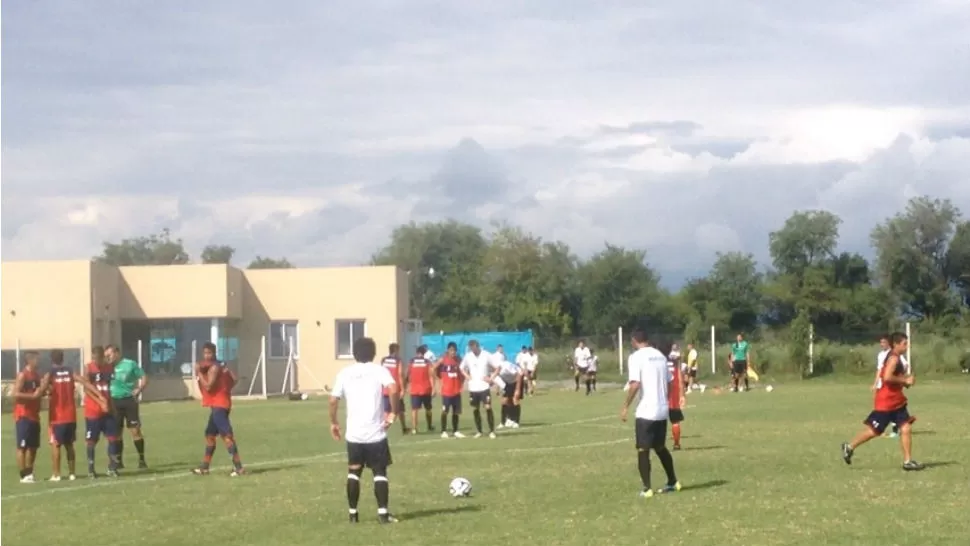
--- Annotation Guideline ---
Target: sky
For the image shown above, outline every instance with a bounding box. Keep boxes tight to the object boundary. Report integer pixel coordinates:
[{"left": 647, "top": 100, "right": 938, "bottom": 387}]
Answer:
[{"left": 2, "top": 0, "right": 969, "bottom": 287}]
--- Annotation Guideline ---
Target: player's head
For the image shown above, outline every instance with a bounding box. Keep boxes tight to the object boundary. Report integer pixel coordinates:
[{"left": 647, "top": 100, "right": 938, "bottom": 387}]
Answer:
[
  {"left": 202, "top": 342, "right": 217, "bottom": 361},
  {"left": 671, "top": 343, "right": 680, "bottom": 352},
  {"left": 496, "top": 344, "right": 504, "bottom": 354},
  {"left": 104, "top": 345, "right": 121, "bottom": 364},
  {"left": 577, "top": 339, "right": 586, "bottom": 348},
  {"left": 91, "top": 346, "right": 105, "bottom": 365},
  {"left": 878, "top": 334, "right": 890, "bottom": 350},
  {"left": 468, "top": 340, "right": 481, "bottom": 355},
  {"left": 23, "top": 350, "right": 39, "bottom": 369},
  {"left": 521, "top": 346, "right": 528, "bottom": 353},
  {"left": 388, "top": 342, "right": 400, "bottom": 356},
  {"left": 416, "top": 344, "right": 427, "bottom": 356},
  {"left": 446, "top": 342, "right": 458, "bottom": 357},
  {"left": 890, "top": 332, "right": 908, "bottom": 353},
  {"left": 50, "top": 349, "right": 64, "bottom": 366},
  {"left": 630, "top": 330, "right": 649, "bottom": 349},
  {"left": 528, "top": 346, "right": 534, "bottom": 354},
  {"left": 736, "top": 333, "right": 744, "bottom": 342},
  {"left": 687, "top": 343, "right": 694, "bottom": 350},
  {"left": 353, "top": 337, "right": 377, "bottom": 363}
]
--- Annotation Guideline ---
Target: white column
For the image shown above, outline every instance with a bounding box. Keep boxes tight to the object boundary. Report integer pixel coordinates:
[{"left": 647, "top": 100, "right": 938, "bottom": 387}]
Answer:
[{"left": 210, "top": 318, "right": 220, "bottom": 358}]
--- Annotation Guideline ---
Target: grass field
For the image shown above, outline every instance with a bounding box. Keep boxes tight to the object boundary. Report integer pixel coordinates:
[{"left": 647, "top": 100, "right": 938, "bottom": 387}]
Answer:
[{"left": 3, "top": 380, "right": 968, "bottom": 546}]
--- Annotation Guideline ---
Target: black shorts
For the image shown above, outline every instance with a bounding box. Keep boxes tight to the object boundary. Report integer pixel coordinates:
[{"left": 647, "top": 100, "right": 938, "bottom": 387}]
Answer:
[
  {"left": 502, "top": 381, "right": 519, "bottom": 399},
  {"left": 687, "top": 367, "right": 697, "bottom": 378},
  {"left": 576, "top": 366, "right": 588, "bottom": 375},
  {"left": 469, "top": 390, "right": 491, "bottom": 408},
  {"left": 347, "top": 439, "right": 392, "bottom": 470},
  {"left": 49, "top": 423, "right": 77, "bottom": 445},
  {"left": 731, "top": 360, "right": 748, "bottom": 375},
  {"left": 410, "top": 394, "right": 433, "bottom": 410},
  {"left": 15, "top": 418, "right": 41, "bottom": 449},
  {"left": 635, "top": 418, "right": 668, "bottom": 450},
  {"left": 864, "top": 406, "right": 916, "bottom": 435},
  {"left": 669, "top": 409, "right": 685, "bottom": 424},
  {"left": 113, "top": 396, "right": 141, "bottom": 428}
]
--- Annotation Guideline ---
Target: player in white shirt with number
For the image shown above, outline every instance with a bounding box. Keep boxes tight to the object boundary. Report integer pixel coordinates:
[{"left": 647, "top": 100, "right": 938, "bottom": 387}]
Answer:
[
  {"left": 620, "top": 331, "right": 681, "bottom": 498},
  {"left": 573, "top": 340, "right": 591, "bottom": 392},
  {"left": 460, "top": 340, "right": 499, "bottom": 439},
  {"left": 328, "top": 337, "right": 400, "bottom": 524}
]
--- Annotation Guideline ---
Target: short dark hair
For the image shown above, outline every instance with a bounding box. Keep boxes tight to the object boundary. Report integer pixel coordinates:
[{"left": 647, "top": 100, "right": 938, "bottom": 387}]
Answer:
[
  {"left": 105, "top": 344, "right": 120, "bottom": 353},
  {"left": 353, "top": 337, "right": 377, "bottom": 363},
  {"left": 447, "top": 342, "right": 458, "bottom": 350},
  {"left": 890, "top": 332, "right": 908, "bottom": 345},
  {"left": 50, "top": 349, "right": 64, "bottom": 364},
  {"left": 521, "top": 346, "right": 528, "bottom": 351},
  {"left": 202, "top": 342, "right": 217, "bottom": 353},
  {"left": 416, "top": 345, "right": 427, "bottom": 355},
  {"left": 879, "top": 333, "right": 890, "bottom": 341},
  {"left": 527, "top": 346, "right": 534, "bottom": 351},
  {"left": 388, "top": 342, "right": 399, "bottom": 353},
  {"left": 468, "top": 340, "right": 480, "bottom": 349},
  {"left": 631, "top": 330, "right": 649, "bottom": 344}
]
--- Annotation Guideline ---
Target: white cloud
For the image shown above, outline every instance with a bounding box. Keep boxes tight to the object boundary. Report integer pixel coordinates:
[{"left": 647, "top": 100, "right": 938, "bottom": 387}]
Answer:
[{"left": 2, "top": 0, "right": 969, "bottom": 285}]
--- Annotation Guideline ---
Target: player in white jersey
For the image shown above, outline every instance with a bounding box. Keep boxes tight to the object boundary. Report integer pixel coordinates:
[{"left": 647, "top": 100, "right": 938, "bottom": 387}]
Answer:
[
  {"left": 525, "top": 347, "right": 539, "bottom": 395},
  {"left": 515, "top": 346, "right": 530, "bottom": 397},
  {"left": 584, "top": 349, "right": 599, "bottom": 395},
  {"left": 460, "top": 340, "right": 499, "bottom": 439},
  {"left": 573, "top": 340, "right": 591, "bottom": 392},
  {"left": 497, "top": 348, "right": 524, "bottom": 428},
  {"left": 685, "top": 343, "right": 699, "bottom": 391}
]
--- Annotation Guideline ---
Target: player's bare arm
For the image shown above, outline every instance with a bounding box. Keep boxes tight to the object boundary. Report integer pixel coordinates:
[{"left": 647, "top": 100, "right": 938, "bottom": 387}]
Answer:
[
  {"left": 880, "top": 356, "right": 912, "bottom": 385},
  {"left": 384, "top": 383, "right": 400, "bottom": 425},
  {"left": 620, "top": 381, "right": 641, "bottom": 421},
  {"left": 327, "top": 395, "right": 342, "bottom": 441},
  {"left": 12, "top": 373, "right": 36, "bottom": 401},
  {"left": 199, "top": 366, "right": 221, "bottom": 393},
  {"left": 134, "top": 374, "right": 148, "bottom": 397},
  {"left": 34, "top": 373, "right": 53, "bottom": 398},
  {"left": 74, "top": 373, "right": 108, "bottom": 409},
  {"left": 226, "top": 368, "right": 239, "bottom": 388}
]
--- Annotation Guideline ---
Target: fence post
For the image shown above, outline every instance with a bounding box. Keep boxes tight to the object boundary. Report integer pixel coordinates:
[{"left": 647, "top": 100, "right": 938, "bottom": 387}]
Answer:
[
  {"left": 15, "top": 338, "right": 21, "bottom": 374},
  {"left": 905, "top": 322, "right": 912, "bottom": 372},
  {"left": 136, "top": 339, "right": 143, "bottom": 402},
  {"left": 617, "top": 326, "right": 624, "bottom": 375},
  {"left": 809, "top": 324, "right": 815, "bottom": 375},
  {"left": 710, "top": 325, "right": 716, "bottom": 375}
]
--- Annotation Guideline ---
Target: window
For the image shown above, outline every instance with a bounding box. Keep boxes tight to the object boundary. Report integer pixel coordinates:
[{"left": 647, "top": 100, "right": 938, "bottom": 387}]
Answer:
[
  {"left": 335, "top": 319, "right": 366, "bottom": 359},
  {"left": 269, "top": 321, "right": 299, "bottom": 359}
]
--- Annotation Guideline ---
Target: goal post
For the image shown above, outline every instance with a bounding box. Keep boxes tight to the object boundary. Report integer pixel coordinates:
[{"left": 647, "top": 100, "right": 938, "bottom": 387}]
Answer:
[{"left": 245, "top": 335, "right": 269, "bottom": 399}]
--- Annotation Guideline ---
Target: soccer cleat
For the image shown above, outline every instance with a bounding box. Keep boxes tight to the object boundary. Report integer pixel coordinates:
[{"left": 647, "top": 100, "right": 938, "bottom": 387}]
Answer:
[
  {"left": 68, "top": 474, "right": 77, "bottom": 481},
  {"left": 489, "top": 432, "right": 497, "bottom": 439},
  {"left": 841, "top": 443, "right": 854, "bottom": 465},
  {"left": 673, "top": 444, "right": 681, "bottom": 451},
  {"left": 474, "top": 432, "right": 483, "bottom": 439},
  {"left": 638, "top": 489, "right": 655, "bottom": 499},
  {"left": 106, "top": 469, "right": 119, "bottom": 478},
  {"left": 138, "top": 460, "right": 148, "bottom": 470},
  {"left": 117, "top": 461, "right": 125, "bottom": 470},
  {"left": 410, "top": 429, "right": 417, "bottom": 435},
  {"left": 497, "top": 423, "right": 505, "bottom": 430},
  {"left": 229, "top": 468, "right": 245, "bottom": 477},
  {"left": 510, "top": 422, "right": 520, "bottom": 429},
  {"left": 348, "top": 512, "right": 359, "bottom": 523},
  {"left": 88, "top": 472, "right": 99, "bottom": 479},
  {"left": 378, "top": 513, "right": 399, "bottom": 524},
  {"left": 440, "top": 431, "right": 450, "bottom": 439},
  {"left": 660, "top": 482, "right": 682, "bottom": 494},
  {"left": 20, "top": 475, "right": 35, "bottom": 484},
  {"left": 453, "top": 431, "right": 466, "bottom": 439},
  {"left": 902, "top": 460, "right": 925, "bottom": 471},
  {"left": 192, "top": 468, "right": 210, "bottom": 476},
  {"left": 49, "top": 475, "right": 62, "bottom": 482}
]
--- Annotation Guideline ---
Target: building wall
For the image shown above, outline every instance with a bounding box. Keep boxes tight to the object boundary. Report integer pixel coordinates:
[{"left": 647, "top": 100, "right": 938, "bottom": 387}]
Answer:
[
  {"left": 90, "top": 262, "right": 122, "bottom": 348},
  {"left": 0, "top": 260, "right": 92, "bottom": 351},
  {"left": 118, "top": 264, "right": 233, "bottom": 319}
]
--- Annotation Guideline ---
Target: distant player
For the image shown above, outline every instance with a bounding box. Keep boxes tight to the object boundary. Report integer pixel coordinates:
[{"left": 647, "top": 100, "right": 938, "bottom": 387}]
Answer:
[
  {"left": 728, "top": 334, "right": 751, "bottom": 392},
  {"left": 436, "top": 342, "right": 465, "bottom": 438},
  {"left": 380, "top": 344, "right": 409, "bottom": 434},
  {"left": 84, "top": 346, "right": 118, "bottom": 478},
  {"left": 685, "top": 343, "right": 699, "bottom": 391},
  {"left": 841, "top": 332, "right": 924, "bottom": 471},
  {"left": 41, "top": 349, "right": 106, "bottom": 481},
  {"left": 460, "top": 340, "right": 498, "bottom": 439},
  {"left": 329, "top": 337, "right": 399, "bottom": 524},
  {"left": 406, "top": 345, "right": 435, "bottom": 434},
  {"left": 526, "top": 347, "right": 539, "bottom": 395},
  {"left": 666, "top": 348, "right": 686, "bottom": 450},
  {"left": 873, "top": 334, "right": 909, "bottom": 438},
  {"left": 106, "top": 345, "right": 148, "bottom": 470},
  {"left": 573, "top": 340, "right": 591, "bottom": 392},
  {"left": 497, "top": 351, "right": 524, "bottom": 429},
  {"left": 584, "top": 349, "right": 598, "bottom": 395},
  {"left": 192, "top": 342, "right": 245, "bottom": 476},
  {"left": 13, "top": 351, "right": 44, "bottom": 483},
  {"left": 620, "top": 331, "right": 681, "bottom": 498},
  {"left": 514, "top": 346, "right": 530, "bottom": 398}
]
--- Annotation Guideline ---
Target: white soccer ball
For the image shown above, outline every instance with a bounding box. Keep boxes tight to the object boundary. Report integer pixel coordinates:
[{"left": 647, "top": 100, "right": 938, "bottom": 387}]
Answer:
[
  {"left": 449, "top": 477, "right": 472, "bottom": 497},
  {"left": 766, "top": 385, "right": 774, "bottom": 393}
]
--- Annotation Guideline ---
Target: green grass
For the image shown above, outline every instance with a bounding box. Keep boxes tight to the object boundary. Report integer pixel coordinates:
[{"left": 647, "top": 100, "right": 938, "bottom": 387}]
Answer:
[{"left": 3, "top": 380, "right": 969, "bottom": 546}]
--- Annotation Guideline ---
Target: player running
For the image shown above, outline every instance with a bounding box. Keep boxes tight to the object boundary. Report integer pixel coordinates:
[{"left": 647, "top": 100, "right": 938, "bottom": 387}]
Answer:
[
  {"left": 841, "top": 332, "right": 924, "bottom": 471},
  {"left": 461, "top": 340, "right": 498, "bottom": 439},
  {"left": 873, "top": 334, "right": 909, "bottom": 438},
  {"left": 380, "top": 344, "right": 409, "bottom": 435},
  {"left": 105, "top": 345, "right": 148, "bottom": 470},
  {"left": 497, "top": 352, "right": 524, "bottom": 429},
  {"left": 84, "top": 346, "right": 119, "bottom": 478},
  {"left": 436, "top": 342, "right": 465, "bottom": 438},
  {"left": 13, "top": 351, "right": 44, "bottom": 483},
  {"left": 192, "top": 342, "right": 245, "bottom": 476},
  {"left": 40, "top": 349, "right": 106, "bottom": 481},
  {"left": 406, "top": 345, "right": 435, "bottom": 434},
  {"left": 667, "top": 348, "right": 686, "bottom": 450}
]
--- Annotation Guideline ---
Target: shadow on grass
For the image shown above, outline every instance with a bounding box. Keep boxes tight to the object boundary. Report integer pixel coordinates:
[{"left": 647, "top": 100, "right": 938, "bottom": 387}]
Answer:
[
  {"left": 922, "top": 461, "right": 956, "bottom": 469},
  {"left": 522, "top": 422, "right": 551, "bottom": 427},
  {"left": 245, "top": 462, "right": 309, "bottom": 475},
  {"left": 682, "top": 479, "right": 728, "bottom": 491},
  {"left": 683, "top": 445, "right": 725, "bottom": 451},
  {"left": 911, "top": 430, "right": 936, "bottom": 436},
  {"left": 405, "top": 504, "right": 483, "bottom": 520}
]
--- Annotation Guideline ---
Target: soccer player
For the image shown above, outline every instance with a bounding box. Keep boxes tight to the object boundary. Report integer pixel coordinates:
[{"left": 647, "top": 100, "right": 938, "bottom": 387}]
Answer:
[
  {"left": 380, "top": 343, "right": 409, "bottom": 434},
  {"left": 685, "top": 343, "right": 699, "bottom": 391},
  {"left": 497, "top": 351, "right": 523, "bottom": 429},
  {"left": 667, "top": 348, "right": 686, "bottom": 450},
  {"left": 41, "top": 349, "right": 106, "bottom": 481},
  {"left": 573, "top": 340, "right": 590, "bottom": 392},
  {"left": 514, "top": 346, "right": 530, "bottom": 398},
  {"left": 329, "top": 337, "right": 399, "bottom": 524},
  {"left": 460, "top": 340, "right": 498, "bottom": 439},
  {"left": 84, "top": 346, "right": 119, "bottom": 478},
  {"left": 728, "top": 334, "right": 751, "bottom": 392},
  {"left": 436, "top": 342, "right": 465, "bottom": 438},
  {"left": 620, "top": 332, "right": 681, "bottom": 498},
  {"left": 13, "top": 351, "right": 44, "bottom": 483},
  {"left": 841, "top": 332, "right": 924, "bottom": 471},
  {"left": 584, "top": 349, "right": 599, "bottom": 395},
  {"left": 105, "top": 345, "right": 148, "bottom": 470},
  {"left": 192, "top": 342, "right": 245, "bottom": 476},
  {"left": 406, "top": 345, "right": 435, "bottom": 434},
  {"left": 526, "top": 347, "right": 539, "bottom": 395}
]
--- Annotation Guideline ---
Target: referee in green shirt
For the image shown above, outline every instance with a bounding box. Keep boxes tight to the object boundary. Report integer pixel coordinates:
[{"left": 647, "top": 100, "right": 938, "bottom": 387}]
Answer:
[
  {"left": 106, "top": 345, "right": 149, "bottom": 470},
  {"left": 728, "top": 334, "right": 751, "bottom": 393}
]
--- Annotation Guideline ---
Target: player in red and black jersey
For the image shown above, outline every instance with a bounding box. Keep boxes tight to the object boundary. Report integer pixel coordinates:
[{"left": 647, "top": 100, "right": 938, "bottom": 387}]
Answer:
[
  {"left": 84, "top": 346, "right": 118, "bottom": 477},
  {"left": 841, "top": 332, "right": 924, "bottom": 471},
  {"left": 407, "top": 345, "right": 436, "bottom": 434},
  {"left": 13, "top": 351, "right": 44, "bottom": 483},
  {"left": 667, "top": 349, "right": 686, "bottom": 450},
  {"left": 380, "top": 344, "right": 409, "bottom": 434},
  {"left": 435, "top": 342, "right": 465, "bottom": 438},
  {"left": 38, "top": 349, "right": 106, "bottom": 481},
  {"left": 192, "top": 342, "right": 245, "bottom": 476}
]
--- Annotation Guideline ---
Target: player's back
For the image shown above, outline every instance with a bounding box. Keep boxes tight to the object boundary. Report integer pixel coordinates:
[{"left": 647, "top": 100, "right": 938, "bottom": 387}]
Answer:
[
  {"left": 380, "top": 355, "right": 401, "bottom": 394},
  {"left": 408, "top": 357, "right": 433, "bottom": 394},
  {"left": 667, "top": 361, "right": 683, "bottom": 409},
  {"left": 48, "top": 365, "right": 77, "bottom": 424},
  {"left": 85, "top": 362, "right": 112, "bottom": 418},
  {"left": 630, "top": 347, "right": 670, "bottom": 420},
  {"left": 335, "top": 363, "right": 391, "bottom": 443}
]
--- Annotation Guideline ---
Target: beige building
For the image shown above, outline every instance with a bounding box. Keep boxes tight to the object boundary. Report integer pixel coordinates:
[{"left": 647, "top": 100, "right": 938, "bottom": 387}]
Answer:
[{"left": 0, "top": 260, "right": 415, "bottom": 402}]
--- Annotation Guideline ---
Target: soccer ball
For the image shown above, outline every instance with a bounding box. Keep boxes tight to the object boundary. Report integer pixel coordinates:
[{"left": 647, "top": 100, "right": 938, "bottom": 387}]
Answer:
[
  {"left": 765, "top": 385, "right": 774, "bottom": 393},
  {"left": 449, "top": 477, "right": 472, "bottom": 497}
]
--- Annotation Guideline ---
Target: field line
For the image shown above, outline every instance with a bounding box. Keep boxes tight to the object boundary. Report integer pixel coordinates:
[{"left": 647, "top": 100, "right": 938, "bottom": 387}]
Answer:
[{"left": 2, "top": 414, "right": 618, "bottom": 501}]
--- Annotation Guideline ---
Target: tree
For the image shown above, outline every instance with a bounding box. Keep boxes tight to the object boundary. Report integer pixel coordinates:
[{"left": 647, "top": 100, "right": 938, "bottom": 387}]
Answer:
[
  {"left": 248, "top": 256, "right": 294, "bottom": 269},
  {"left": 946, "top": 221, "right": 970, "bottom": 306},
  {"left": 871, "top": 196, "right": 965, "bottom": 319},
  {"left": 768, "top": 210, "right": 841, "bottom": 275},
  {"left": 706, "top": 252, "right": 763, "bottom": 333},
  {"left": 577, "top": 244, "right": 670, "bottom": 336},
  {"left": 94, "top": 228, "right": 189, "bottom": 266},
  {"left": 200, "top": 245, "right": 236, "bottom": 265}
]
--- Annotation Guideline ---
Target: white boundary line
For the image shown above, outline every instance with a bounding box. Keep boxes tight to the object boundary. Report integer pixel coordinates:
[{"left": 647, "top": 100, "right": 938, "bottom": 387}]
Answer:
[{"left": 3, "top": 414, "right": 620, "bottom": 501}]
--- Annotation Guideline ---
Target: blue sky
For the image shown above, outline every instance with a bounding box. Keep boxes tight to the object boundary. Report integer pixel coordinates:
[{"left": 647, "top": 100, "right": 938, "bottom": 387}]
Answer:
[{"left": 2, "top": 0, "right": 969, "bottom": 287}]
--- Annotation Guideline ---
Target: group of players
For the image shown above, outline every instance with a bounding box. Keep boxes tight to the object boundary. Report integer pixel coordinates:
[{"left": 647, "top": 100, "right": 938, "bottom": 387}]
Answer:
[
  {"left": 374, "top": 341, "right": 541, "bottom": 440},
  {"left": 12, "top": 341, "right": 247, "bottom": 483}
]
